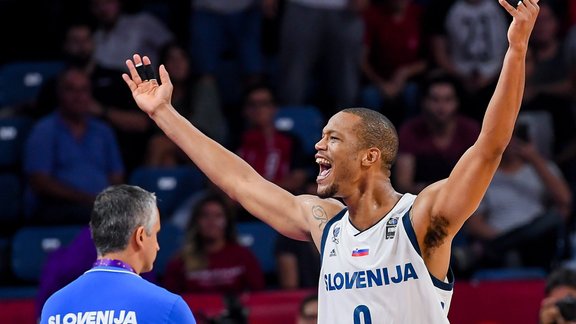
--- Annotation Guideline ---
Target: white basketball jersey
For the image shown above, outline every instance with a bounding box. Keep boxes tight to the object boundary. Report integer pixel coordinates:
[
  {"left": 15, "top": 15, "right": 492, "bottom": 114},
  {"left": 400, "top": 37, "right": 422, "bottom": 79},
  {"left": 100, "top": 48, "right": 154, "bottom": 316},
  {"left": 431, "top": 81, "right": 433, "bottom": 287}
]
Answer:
[{"left": 318, "top": 194, "right": 453, "bottom": 323}]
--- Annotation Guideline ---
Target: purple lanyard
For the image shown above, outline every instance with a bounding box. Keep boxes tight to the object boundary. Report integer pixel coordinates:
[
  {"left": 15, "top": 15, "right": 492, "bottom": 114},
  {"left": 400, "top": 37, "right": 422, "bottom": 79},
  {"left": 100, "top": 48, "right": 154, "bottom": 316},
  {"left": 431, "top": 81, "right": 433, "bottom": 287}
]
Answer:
[{"left": 93, "top": 258, "right": 136, "bottom": 274}]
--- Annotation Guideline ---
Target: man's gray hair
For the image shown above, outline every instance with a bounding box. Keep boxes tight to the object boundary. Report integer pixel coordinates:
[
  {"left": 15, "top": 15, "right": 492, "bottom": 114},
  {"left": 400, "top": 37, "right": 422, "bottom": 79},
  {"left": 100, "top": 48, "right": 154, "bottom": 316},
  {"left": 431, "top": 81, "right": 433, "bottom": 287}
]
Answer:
[{"left": 90, "top": 184, "right": 157, "bottom": 256}]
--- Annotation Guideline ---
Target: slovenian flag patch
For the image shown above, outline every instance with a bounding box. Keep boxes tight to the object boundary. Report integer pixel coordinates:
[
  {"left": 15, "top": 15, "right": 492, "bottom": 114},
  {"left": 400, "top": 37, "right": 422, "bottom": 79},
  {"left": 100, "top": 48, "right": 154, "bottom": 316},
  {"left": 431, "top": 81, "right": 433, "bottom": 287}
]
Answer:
[{"left": 351, "top": 248, "right": 369, "bottom": 257}]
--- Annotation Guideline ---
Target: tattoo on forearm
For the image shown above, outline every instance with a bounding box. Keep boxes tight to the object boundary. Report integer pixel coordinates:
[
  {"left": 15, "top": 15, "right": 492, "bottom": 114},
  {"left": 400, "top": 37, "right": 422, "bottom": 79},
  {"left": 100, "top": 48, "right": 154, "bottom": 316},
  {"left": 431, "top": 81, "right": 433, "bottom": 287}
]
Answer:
[{"left": 312, "top": 205, "right": 328, "bottom": 229}]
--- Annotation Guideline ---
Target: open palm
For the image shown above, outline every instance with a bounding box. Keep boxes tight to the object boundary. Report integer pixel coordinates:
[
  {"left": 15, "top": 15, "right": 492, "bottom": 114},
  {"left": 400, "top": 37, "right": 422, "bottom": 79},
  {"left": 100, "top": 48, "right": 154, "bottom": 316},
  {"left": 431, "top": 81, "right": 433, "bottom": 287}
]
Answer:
[{"left": 122, "top": 54, "right": 173, "bottom": 117}]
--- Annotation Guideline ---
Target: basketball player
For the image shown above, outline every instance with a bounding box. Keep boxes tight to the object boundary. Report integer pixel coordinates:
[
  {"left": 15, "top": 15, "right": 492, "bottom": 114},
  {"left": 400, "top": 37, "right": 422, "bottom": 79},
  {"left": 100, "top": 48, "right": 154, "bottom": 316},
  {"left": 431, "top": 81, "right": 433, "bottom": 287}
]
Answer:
[{"left": 122, "top": 0, "right": 540, "bottom": 322}]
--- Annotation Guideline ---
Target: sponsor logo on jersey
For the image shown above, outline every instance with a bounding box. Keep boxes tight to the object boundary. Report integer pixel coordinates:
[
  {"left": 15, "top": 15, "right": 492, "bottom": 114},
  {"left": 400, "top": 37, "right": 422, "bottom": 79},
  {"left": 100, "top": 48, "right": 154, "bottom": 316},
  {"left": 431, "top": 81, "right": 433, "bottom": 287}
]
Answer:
[
  {"left": 48, "top": 310, "right": 137, "bottom": 324},
  {"left": 332, "top": 226, "right": 341, "bottom": 244},
  {"left": 329, "top": 249, "right": 337, "bottom": 257},
  {"left": 351, "top": 248, "right": 369, "bottom": 257},
  {"left": 386, "top": 216, "right": 399, "bottom": 239},
  {"left": 323, "top": 262, "right": 419, "bottom": 291}
]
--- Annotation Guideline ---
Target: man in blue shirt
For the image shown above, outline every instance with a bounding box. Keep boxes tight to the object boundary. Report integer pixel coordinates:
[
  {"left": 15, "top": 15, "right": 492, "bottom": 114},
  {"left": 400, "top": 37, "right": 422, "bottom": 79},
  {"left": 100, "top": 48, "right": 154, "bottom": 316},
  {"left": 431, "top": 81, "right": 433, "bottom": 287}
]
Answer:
[
  {"left": 40, "top": 184, "right": 196, "bottom": 324},
  {"left": 24, "top": 66, "right": 124, "bottom": 224}
]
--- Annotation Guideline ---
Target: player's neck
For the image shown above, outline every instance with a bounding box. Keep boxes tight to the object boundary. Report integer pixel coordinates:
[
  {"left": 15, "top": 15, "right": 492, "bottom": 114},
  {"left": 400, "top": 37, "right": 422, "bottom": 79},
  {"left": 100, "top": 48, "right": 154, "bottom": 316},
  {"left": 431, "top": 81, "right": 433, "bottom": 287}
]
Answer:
[
  {"left": 99, "top": 252, "right": 141, "bottom": 274},
  {"left": 345, "top": 183, "right": 402, "bottom": 231}
]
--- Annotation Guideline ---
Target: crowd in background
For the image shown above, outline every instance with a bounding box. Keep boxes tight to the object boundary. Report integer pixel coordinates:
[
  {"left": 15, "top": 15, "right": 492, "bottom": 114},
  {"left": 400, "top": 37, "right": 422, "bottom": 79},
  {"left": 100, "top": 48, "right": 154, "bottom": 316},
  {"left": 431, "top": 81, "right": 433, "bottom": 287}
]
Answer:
[{"left": 1, "top": 0, "right": 576, "bottom": 320}]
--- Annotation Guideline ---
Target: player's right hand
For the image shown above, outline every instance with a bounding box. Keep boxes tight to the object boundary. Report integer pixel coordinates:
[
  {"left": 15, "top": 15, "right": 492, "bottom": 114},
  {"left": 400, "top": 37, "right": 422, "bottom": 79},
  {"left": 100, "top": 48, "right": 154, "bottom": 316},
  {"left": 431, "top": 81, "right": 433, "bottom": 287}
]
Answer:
[
  {"left": 122, "top": 54, "right": 173, "bottom": 118},
  {"left": 499, "top": 0, "right": 540, "bottom": 49}
]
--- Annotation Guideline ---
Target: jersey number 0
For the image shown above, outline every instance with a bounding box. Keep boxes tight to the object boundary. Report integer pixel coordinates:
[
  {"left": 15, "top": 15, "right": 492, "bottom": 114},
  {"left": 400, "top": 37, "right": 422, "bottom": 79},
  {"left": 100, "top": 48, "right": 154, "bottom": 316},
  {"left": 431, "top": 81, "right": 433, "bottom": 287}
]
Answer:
[{"left": 354, "top": 305, "right": 372, "bottom": 324}]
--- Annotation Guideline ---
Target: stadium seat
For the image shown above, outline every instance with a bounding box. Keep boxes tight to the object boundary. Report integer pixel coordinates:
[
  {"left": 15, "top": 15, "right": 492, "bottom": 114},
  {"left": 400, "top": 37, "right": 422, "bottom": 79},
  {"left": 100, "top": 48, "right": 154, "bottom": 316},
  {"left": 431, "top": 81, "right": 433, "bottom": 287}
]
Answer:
[
  {"left": 11, "top": 225, "right": 83, "bottom": 282},
  {"left": 237, "top": 221, "right": 278, "bottom": 274},
  {"left": 471, "top": 267, "right": 547, "bottom": 281},
  {"left": 274, "top": 105, "right": 325, "bottom": 156},
  {"left": 0, "top": 116, "right": 34, "bottom": 170},
  {"left": 0, "top": 60, "right": 65, "bottom": 107},
  {"left": 0, "top": 236, "right": 10, "bottom": 282},
  {"left": 0, "top": 173, "right": 22, "bottom": 223},
  {"left": 129, "top": 166, "right": 206, "bottom": 217},
  {"left": 155, "top": 222, "right": 185, "bottom": 278}
]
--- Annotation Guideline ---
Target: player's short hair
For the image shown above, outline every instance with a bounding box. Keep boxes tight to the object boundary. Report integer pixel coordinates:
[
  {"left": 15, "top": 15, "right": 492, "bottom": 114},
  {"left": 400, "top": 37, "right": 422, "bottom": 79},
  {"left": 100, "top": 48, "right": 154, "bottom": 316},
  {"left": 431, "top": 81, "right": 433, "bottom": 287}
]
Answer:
[
  {"left": 90, "top": 184, "right": 157, "bottom": 256},
  {"left": 341, "top": 108, "right": 398, "bottom": 170}
]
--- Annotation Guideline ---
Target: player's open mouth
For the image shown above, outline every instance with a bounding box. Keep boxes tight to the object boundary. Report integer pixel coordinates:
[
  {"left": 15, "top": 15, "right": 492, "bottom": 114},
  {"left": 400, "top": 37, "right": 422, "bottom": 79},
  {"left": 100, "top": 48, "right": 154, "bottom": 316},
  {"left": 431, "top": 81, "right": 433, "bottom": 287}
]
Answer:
[{"left": 316, "top": 157, "right": 332, "bottom": 182}]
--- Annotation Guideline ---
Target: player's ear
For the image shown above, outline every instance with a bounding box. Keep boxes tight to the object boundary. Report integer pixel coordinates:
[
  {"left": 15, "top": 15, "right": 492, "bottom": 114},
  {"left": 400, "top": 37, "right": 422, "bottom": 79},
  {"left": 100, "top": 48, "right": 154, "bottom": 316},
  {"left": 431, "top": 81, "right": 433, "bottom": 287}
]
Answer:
[
  {"left": 362, "top": 148, "right": 381, "bottom": 167},
  {"left": 135, "top": 226, "right": 146, "bottom": 248}
]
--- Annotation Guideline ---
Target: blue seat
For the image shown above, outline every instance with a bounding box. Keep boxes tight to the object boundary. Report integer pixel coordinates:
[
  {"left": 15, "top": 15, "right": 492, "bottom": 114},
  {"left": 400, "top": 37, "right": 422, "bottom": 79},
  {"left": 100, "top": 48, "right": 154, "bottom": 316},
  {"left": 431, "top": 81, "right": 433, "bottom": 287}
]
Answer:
[
  {"left": 0, "top": 116, "right": 34, "bottom": 169},
  {"left": 471, "top": 267, "right": 547, "bottom": 281},
  {"left": 274, "top": 105, "right": 325, "bottom": 156},
  {"left": 11, "top": 225, "right": 83, "bottom": 282},
  {"left": 0, "top": 236, "right": 10, "bottom": 279},
  {"left": 0, "top": 60, "right": 65, "bottom": 107},
  {"left": 237, "top": 221, "right": 278, "bottom": 274},
  {"left": 0, "top": 286, "right": 38, "bottom": 299},
  {"left": 0, "top": 173, "right": 22, "bottom": 222},
  {"left": 129, "top": 166, "right": 206, "bottom": 217},
  {"left": 155, "top": 222, "right": 185, "bottom": 278}
]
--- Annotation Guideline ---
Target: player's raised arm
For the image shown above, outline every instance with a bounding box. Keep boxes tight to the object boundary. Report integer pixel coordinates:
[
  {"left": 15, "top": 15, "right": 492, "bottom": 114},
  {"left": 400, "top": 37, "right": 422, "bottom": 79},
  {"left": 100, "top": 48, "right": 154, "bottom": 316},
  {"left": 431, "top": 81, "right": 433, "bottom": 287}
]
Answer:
[
  {"left": 122, "top": 55, "right": 343, "bottom": 243},
  {"left": 414, "top": 0, "right": 540, "bottom": 235}
]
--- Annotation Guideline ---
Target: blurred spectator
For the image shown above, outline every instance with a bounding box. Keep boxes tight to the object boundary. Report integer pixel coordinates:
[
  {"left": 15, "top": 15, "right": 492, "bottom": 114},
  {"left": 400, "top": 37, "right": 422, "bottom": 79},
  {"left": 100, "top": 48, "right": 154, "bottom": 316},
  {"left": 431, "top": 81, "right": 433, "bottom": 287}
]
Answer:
[
  {"left": 34, "top": 22, "right": 155, "bottom": 174},
  {"left": 233, "top": 83, "right": 309, "bottom": 194},
  {"left": 190, "top": 0, "right": 264, "bottom": 87},
  {"left": 163, "top": 194, "right": 265, "bottom": 294},
  {"left": 462, "top": 125, "right": 572, "bottom": 272},
  {"left": 274, "top": 235, "right": 320, "bottom": 289},
  {"left": 23, "top": 67, "right": 124, "bottom": 224},
  {"left": 520, "top": 44, "right": 576, "bottom": 175},
  {"left": 429, "top": 0, "right": 508, "bottom": 121},
  {"left": 296, "top": 293, "right": 318, "bottom": 324},
  {"left": 35, "top": 226, "right": 156, "bottom": 321},
  {"left": 563, "top": 6, "right": 576, "bottom": 100},
  {"left": 570, "top": 1, "right": 576, "bottom": 26},
  {"left": 360, "top": 0, "right": 427, "bottom": 124},
  {"left": 146, "top": 42, "right": 229, "bottom": 166},
  {"left": 394, "top": 73, "right": 480, "bottom": 194},
  {"left": 526, "top": 2, "right": 572, "bottom": 102},
  {"left": 265, "top": 0, "right": 366, "bottom": 114},
  {"left": 91, "top": 0, "right": 174, "bottom": 71},
  {"left": 539, "top": 266, "right": 576, "bottom": 324}
]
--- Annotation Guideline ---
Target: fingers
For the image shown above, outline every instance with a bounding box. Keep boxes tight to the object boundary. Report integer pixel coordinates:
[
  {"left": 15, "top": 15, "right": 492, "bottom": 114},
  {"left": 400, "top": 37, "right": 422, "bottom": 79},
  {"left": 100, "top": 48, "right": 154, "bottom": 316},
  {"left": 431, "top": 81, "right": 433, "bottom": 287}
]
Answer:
[
  {"left": 499, "top": 0, "right": 539, "bottom": 16},
  {"left": 141, "top": 56, "right": 157, "bottom": 83},
  {"left": 122, "top": 73, "right": 137, "bottom": 92},
  {"left": 517, "top": 0, "right": 539, "bottom": 13},
  {"left": 126, "top": 54, "right": 144, "bottom": 84},
  {"left": 499, "top": 0, "right": 517, "bottom": 15},
  {"left": 124, "top": 54, "right": 161, "bottom": 87},
  {"left": 158, "top": 64, "right": 171, "bottom": 87}
]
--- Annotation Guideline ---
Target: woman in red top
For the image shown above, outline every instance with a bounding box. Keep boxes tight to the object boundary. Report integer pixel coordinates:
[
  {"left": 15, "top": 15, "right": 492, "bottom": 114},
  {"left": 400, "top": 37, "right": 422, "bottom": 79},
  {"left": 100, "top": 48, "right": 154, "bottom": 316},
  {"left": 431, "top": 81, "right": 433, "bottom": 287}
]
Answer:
[{"left": 163, "top": 194, "right": 265, "bottom": 294}]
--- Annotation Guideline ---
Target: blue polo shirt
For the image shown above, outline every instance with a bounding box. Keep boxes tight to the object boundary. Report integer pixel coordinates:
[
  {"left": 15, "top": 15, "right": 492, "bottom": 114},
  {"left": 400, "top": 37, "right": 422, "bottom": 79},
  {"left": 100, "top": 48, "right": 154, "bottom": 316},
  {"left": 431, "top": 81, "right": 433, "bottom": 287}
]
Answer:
[
  {"left": 24, "top": 112, "right": 124, "bottom": 195},
  {"left": 40, "top": 266, "right": 196, "bottom": 324}
]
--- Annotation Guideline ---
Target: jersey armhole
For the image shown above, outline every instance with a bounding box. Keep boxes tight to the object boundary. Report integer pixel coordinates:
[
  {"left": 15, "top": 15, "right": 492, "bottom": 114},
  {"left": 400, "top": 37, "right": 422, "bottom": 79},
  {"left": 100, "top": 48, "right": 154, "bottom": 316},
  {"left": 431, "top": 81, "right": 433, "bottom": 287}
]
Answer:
[
  {"left": 402, "top": 210, "right": 454, "bottom": 291},
  {"left": 319, "top": 208, "right": 347, "bottom": 263}
]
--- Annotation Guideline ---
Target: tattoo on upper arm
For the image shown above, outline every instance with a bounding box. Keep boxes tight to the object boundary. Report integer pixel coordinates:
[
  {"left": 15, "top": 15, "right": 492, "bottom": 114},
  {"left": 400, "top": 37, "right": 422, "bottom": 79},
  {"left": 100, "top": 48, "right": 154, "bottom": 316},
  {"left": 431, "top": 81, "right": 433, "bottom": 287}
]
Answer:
[{"left": 312, "top": 205, "right": 328, "bottom": 229}]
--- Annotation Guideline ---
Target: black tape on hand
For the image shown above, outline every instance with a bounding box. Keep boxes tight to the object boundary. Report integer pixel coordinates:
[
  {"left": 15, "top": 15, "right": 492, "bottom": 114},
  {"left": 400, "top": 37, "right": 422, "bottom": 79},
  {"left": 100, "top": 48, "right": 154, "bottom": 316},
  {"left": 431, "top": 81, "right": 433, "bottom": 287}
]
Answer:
[
  {"left": 144, "top": 64, "right": 156, "bottom": 81},
  {"left": 136, "top": 63, "right": 147, "bottom": 80}
]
